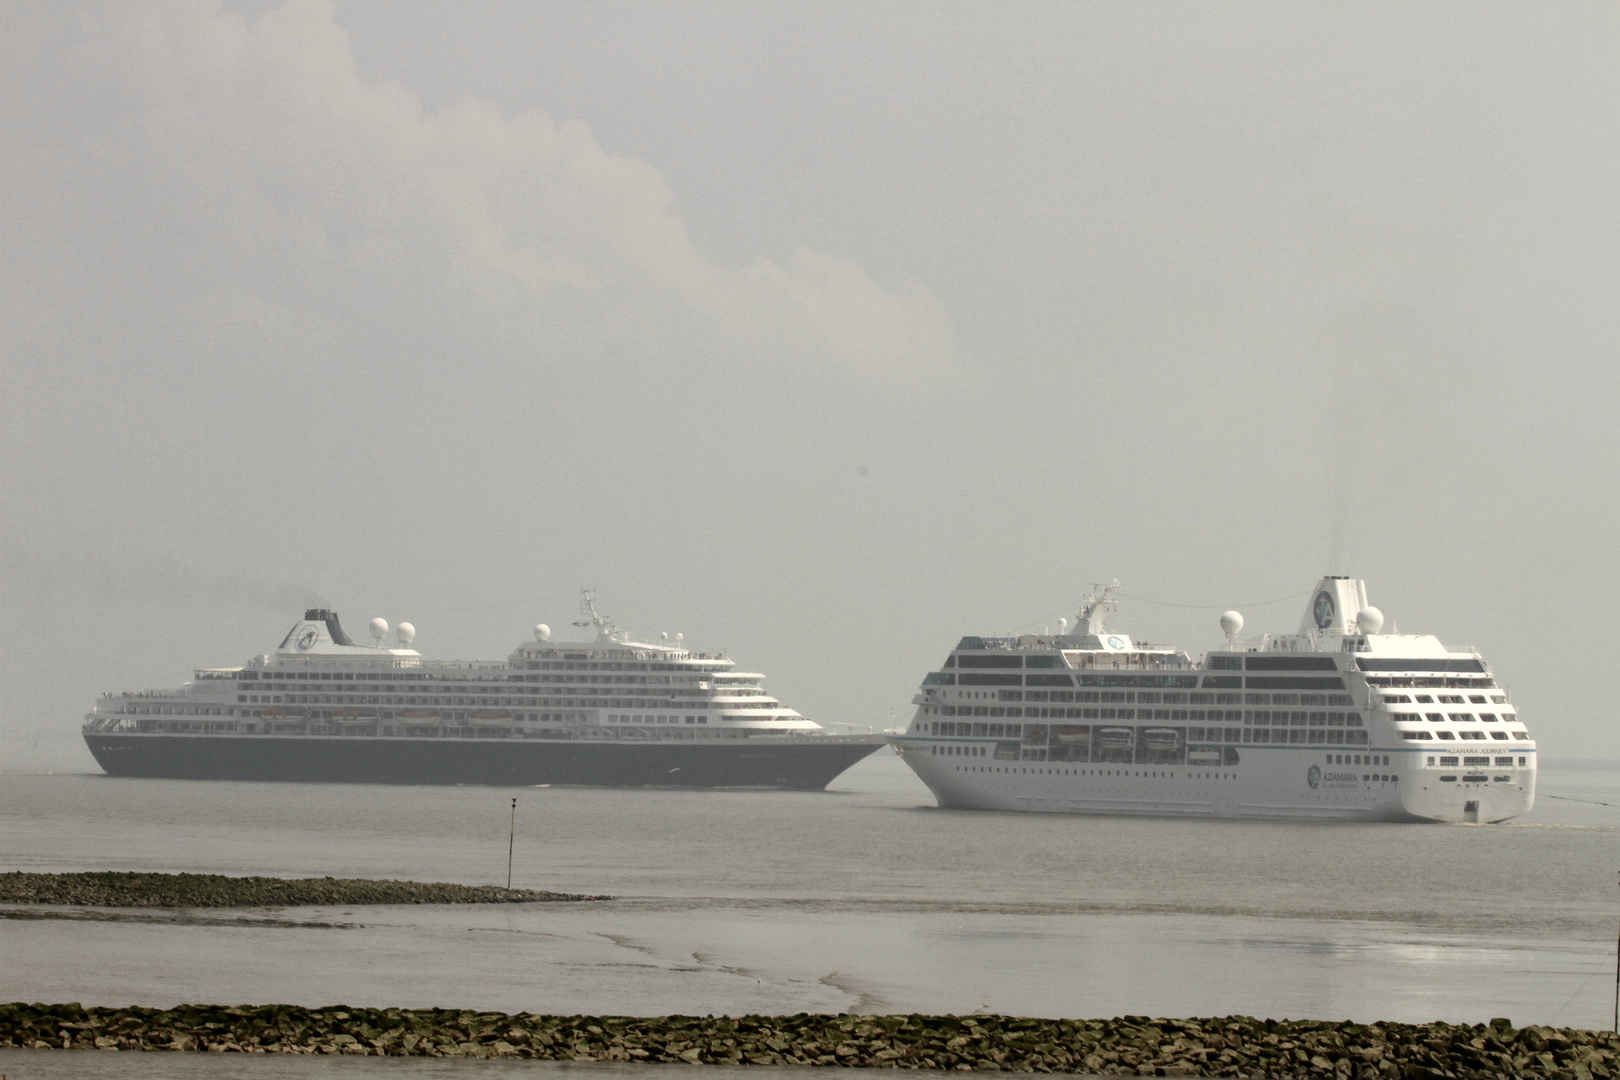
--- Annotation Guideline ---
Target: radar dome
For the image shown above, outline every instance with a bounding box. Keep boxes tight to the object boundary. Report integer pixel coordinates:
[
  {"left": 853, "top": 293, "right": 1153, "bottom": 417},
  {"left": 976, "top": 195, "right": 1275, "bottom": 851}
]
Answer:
[
  {"left": 370, "top": 617, "right": 389, "bottom": 642},
  {"left": 1356, "top": 606, "right": 1385, "bottom": 634},
  {"left": 534, "top": 624, "right": 551, "bottom": 642},
  {"left": 1058, "top": 617, "right": 1069, "bottom": 634},
  {"left": 1219, "top": 610, "right": 1244, "bottom": 636},
  {"left": 395, "top": 622, "right": 415, "bottom": 645}
]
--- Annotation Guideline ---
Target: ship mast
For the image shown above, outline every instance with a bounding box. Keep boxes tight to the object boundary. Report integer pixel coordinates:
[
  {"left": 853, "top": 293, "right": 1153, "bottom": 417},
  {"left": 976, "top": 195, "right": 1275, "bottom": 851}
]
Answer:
[
  {"left": 577, "top": 588, "right": 620, "bottom": 642},
  {"left": 1077, "top": 579, "right": 1122, "bottom": 636}
]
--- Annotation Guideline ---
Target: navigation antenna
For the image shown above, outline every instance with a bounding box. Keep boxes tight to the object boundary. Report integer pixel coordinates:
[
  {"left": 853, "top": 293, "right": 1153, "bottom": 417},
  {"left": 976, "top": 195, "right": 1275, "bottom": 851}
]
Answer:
[
  {"left": 1077, "top": 579, "right": 1123, "bottom": 636},
  {"left": 574, "top": 587, "right": 617, "bottom": 641}
]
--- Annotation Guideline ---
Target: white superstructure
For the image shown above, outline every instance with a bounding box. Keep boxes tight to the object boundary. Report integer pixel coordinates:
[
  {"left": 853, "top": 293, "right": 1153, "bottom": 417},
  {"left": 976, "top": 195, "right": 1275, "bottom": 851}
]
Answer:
[
  {"left": 85, "top": 591, "right": 823, "bottom": 739},
  {"left": 889, "top": 577, "right": 1535, "bottom": 822},
  {"left": 80, "top": 590, "right": 888, "bottom": 791}
]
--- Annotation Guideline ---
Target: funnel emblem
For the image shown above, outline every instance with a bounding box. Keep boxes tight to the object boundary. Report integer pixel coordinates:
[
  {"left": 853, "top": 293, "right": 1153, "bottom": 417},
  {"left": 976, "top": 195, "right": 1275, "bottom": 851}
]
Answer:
[{"left": 1313, "top": 591, "right": 1335, "bottom": 629}]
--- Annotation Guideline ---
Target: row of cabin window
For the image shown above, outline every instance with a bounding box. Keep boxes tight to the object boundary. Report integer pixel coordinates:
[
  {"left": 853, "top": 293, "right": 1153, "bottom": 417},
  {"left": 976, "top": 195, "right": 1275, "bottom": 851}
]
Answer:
[
  {"left": 940, "top": 690, "right": 1351, "bottom": 707},
  {"left": 240, "top": 679, "right": 648, "bottom": 693},
  {"left": 1020, "top": 690, "right": 1216, "bottom": 703},
  {"left": 1363, "top": 676, "right": 1497, "bottom": 689},
  {"left": 932, "top": 726, "right": 1371, "bottom": 750},
  {"left": 247, "top": 672, "right": 515, "bottom": 683},
  {"left": 1400, "top": 729, "right": 1526, "bottom": 741},
  {"left": 1324, "top": 753, "right": 1390, "bottom": 766},
  {"left": 239, "top": 692, "right": 709, "bottom": 707},
  {"left": 942, "top": 673, "right": 1354, "bottom": 691},
  {"left": 1382, "top": 692, "right": 1507, "bottom": 705},
  {"left": 930, "top": 747, "right": 1240, "bottom": 770},
  {"left": 137, "top": 720, "right": 241, "bottom": 733},
  {"left": 1241, "top": 710, "right": 1365, "bottom": 727},
  {"left": 925, "top": 721, "right": 1358, "bottom": 749},
  {"left": 1248, "top": 728, "right": 1371, "bottom": 745},
  {"left": 245, "top": 669, "right": 715, "bottom": 684},
  {"left": 944, "top": 654, "right": 1067, "bottom": 669},
  {"left": 138, "top": 711, "right": 610, "bottom": 726},
  {"left": 1389, "top": 711, "right": 1515, "bottom": 723},
  {"left": 606, "top": 714, "right": 709, "bottom": 724},
  {"left": 926, "top": 705, "right": 1249, "bottom": 721},
  {"left": 524, "top": 661, "right": 726, "bottom": 671},
  {"left": 927, "top": 720, "right": 1247, "bottom": 741},
  {"left": 1428, "top": 755, "right": 1526, "bottom": 767},
  {"left": 949, "top": 652, "right": 1263, "bottom": 675},
  {"left": 1244, "top": 693, "right": 1356, "bottom": 707}
]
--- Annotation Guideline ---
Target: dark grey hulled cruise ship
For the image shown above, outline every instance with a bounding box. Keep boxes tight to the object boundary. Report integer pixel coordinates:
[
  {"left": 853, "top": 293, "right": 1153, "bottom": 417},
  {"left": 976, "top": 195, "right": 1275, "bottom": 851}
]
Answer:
[{"left": 82, "top": 593, "right": 883, "bottom": 789}]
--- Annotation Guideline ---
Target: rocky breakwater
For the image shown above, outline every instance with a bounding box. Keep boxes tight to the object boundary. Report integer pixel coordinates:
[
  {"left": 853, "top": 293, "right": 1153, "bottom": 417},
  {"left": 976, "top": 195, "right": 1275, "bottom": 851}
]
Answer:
[
  {"left": 2, "top": 1006, "right": 1616, "bottom": 1076},
  {"left": 0, "top": 871, "right": 603, "bottom": 906}
]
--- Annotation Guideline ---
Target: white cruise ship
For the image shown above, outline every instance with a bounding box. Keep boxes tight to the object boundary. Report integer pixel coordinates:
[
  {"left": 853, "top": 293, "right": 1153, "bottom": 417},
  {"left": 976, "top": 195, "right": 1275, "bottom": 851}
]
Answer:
[
  {"left": 889, "top": 577, "right": 1535, "bottom": 823},
  {"left": 83, "top": 591, "right": 884, "bottom": 789}
]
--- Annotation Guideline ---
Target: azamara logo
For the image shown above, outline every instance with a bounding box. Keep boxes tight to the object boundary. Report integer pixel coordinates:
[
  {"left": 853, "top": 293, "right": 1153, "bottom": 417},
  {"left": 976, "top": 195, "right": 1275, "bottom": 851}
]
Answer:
[{"left": 1307, "top": 765, "right": 1321, "bottom": 789}]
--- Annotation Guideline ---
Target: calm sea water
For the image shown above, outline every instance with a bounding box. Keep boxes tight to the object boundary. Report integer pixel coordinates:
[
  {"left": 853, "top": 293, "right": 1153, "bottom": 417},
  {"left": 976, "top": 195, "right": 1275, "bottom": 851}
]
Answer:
[{"left": 1, "top": 750, "right": 1617, "bottom": 1078}]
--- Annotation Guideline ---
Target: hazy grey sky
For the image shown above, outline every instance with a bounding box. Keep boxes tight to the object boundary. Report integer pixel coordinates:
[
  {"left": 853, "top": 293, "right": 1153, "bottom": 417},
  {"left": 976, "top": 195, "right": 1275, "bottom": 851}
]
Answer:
[{"left": 3, "top": 1, "right": 1616, "bottom": 767}]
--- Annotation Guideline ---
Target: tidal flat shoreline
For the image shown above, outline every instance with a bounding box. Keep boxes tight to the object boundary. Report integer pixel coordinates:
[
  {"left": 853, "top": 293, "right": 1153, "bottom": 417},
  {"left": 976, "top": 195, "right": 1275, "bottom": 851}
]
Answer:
[
  {"left": 3, "top": 1005, "right": 1616, "bottom": 1076},
  {"left": 0, "top": 872, "right": 602, "bottom": 906}
]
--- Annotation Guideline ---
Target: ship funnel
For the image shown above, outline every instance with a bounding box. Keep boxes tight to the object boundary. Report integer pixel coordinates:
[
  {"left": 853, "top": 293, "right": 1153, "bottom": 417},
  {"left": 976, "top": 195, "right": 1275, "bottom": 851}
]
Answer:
[
  {"left": 1299, "top": 577, "right": 1366, "bottom": 635},
  {"left": 320, "top": 611, "right": 355, "bottom": 646}
]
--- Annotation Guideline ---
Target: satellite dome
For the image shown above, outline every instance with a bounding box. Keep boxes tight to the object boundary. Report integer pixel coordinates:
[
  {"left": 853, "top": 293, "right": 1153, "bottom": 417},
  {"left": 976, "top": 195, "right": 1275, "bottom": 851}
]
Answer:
[
  {"left": 1219, "top": 610, "right": 1244, "bottom": 637},
  {"left": 534, "top": 624, "right": 551, "bottom": 642},
  {"left": 395, "top": 622, "right": 415, "bottom": 645},
  {"left": 1356, "top": 606, "right": 1385, "bottom": 634},
  {"left": 1058, "top": 617, "right": 1069, "bottom": 634},
  {"left": 676, "top": 632, "right": 684, "bottom": 645},
  {"left": 370, "top": 617, "right": 389, "bottom": 642}
]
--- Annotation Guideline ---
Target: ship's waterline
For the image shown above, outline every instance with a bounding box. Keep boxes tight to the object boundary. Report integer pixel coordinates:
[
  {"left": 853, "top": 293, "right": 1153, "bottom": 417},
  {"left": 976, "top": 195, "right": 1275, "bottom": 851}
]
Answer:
[
  {"left": 82, "top": 589, "right": 883, "bottom": 789},
  {"left": 891, "top": 576, "right": 1535, "bottom": 822}
]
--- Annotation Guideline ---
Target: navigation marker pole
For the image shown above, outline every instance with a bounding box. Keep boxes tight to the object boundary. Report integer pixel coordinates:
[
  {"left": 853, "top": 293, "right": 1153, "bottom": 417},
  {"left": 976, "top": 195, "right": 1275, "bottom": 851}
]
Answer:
[{"left": 507, "top": 798, "right": 517, "bottom": 891}]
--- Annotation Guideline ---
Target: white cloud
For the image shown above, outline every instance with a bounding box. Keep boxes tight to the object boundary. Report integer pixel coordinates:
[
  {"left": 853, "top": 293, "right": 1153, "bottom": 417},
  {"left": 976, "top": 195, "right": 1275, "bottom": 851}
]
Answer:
[
  {"left": 9, "top": 0, "right": 952, "bottom": 380},
  {"left": 746, "top": 248, "right": 954, "bottom": 382}
]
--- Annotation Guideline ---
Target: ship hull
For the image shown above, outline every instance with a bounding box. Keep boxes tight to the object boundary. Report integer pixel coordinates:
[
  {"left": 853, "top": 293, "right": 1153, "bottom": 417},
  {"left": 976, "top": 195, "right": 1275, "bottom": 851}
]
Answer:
[
  {"left": 891, "top": 738, "right": 1534, "bottom": 823},
  {"left": 84, "top": 732, "right": 886, "bottom": 790}
]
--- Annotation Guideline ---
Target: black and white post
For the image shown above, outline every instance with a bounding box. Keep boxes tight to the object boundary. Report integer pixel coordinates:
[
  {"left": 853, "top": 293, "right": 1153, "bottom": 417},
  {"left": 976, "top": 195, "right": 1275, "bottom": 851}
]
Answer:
[{"left": 507, "top": 798, "right": 517, "bottom": 891}]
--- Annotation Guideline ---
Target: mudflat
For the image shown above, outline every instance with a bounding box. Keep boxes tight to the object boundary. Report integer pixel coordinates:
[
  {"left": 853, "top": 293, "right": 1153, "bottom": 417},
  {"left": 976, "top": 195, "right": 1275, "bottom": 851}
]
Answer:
[{"left": 0, "top": 871, "right": 603, "bottom": 907}]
